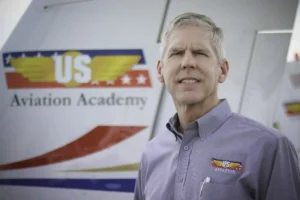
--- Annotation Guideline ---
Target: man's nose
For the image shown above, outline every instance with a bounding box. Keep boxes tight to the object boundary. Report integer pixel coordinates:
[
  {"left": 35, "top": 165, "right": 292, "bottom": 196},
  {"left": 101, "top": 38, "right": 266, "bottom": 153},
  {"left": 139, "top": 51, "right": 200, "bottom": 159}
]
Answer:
[{"left": 181, "top": 51, "right": 196, "bottom": 69}]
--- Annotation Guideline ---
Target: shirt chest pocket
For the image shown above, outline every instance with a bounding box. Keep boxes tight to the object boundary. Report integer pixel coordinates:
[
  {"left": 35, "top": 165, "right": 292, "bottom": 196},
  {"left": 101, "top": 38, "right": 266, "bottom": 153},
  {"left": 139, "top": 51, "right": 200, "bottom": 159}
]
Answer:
[{"left": 199, "top": 182, "right": 238, "bottom": 200}]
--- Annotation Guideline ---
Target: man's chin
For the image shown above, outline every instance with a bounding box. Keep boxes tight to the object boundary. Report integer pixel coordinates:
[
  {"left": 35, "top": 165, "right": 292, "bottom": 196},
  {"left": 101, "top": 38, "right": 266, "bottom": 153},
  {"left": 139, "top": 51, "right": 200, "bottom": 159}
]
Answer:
[{"left": 176, "top": 96, "right": 204, "bottom": 105}]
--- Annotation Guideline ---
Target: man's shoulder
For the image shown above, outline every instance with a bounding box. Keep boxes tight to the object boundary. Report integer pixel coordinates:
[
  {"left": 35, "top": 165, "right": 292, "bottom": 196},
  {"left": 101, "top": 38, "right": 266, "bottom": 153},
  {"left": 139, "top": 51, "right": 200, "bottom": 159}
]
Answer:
[
  {"left": 145, "top": 129, "right": 176, "bottom": 151},
  {"left": 228, "top": 113, "right": 297, "bottom": 160},
  {"left": 141, "top": 129, "right": 177, "bottom": 161},
  {"left": 230, "top": 112, "right": 286, "bottom": 140}
]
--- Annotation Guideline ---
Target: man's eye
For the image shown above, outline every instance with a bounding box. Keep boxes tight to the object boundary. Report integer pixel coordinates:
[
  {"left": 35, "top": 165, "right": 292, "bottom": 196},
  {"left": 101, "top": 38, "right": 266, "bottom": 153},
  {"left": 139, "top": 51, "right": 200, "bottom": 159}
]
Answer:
[
  {"left": 195, "top": 51, "right": 206, "bottom": 56},
  {"left": 171, "top": 52, "right": 182, "bottom": 56}
]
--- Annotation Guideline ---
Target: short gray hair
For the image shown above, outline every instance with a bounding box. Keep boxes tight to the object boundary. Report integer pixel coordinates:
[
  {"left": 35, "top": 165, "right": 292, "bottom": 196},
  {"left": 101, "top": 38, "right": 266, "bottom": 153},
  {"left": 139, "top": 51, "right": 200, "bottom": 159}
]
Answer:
[{"left": 160, "top": 12, "right": 225, "bottom": 63}]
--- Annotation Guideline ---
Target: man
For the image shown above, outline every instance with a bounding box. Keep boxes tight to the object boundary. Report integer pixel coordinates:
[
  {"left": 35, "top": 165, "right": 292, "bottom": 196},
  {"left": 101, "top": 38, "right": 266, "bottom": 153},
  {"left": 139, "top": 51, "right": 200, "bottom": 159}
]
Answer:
[{"left": 134, "top": 12, "right": 300, "bottom": 200}]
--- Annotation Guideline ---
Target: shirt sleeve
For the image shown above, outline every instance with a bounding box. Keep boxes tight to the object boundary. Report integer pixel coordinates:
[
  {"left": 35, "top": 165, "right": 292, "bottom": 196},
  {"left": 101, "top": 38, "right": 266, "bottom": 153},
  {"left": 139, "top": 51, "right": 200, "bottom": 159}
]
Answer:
[
  {"left": 133, "top": 154, "right": 146, "bottom": 200},
  {"left": 264, "top": 137, "right": 300, "bottom": 200}
]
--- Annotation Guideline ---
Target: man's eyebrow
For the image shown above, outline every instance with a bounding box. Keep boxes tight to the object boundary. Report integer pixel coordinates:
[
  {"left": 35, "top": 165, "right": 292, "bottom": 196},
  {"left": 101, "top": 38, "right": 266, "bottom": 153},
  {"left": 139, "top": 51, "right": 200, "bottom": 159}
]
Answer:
[
  {"left": 169, "top": 47, "right": 185, "bottom": 53},
  {"left": 169, "top": 47, "right": 209, "bottom": 52},
  {"left": 192, "top": 48, "right": 209, "bottom": 52}
]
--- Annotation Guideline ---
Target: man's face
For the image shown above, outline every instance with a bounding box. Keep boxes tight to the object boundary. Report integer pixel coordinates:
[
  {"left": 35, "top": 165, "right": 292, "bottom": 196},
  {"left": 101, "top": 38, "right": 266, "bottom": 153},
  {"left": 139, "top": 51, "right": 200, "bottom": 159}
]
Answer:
[{"left": 157, "top": 25, "right": 228, "bottom": 105}]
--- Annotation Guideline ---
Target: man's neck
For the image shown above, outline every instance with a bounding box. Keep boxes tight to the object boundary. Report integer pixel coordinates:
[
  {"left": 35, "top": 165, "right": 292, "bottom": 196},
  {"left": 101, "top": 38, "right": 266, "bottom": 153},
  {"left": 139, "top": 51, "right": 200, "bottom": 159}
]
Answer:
[{"left": 176, "top": 96, "right": 220, "bottom": 133}]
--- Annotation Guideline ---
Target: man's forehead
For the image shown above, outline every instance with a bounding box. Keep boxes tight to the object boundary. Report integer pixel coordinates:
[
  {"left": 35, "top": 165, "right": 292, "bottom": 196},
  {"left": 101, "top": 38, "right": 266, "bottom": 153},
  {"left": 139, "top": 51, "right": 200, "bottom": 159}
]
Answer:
[{"left": 166, "top": 27, "right": 212, "bottom": 51}]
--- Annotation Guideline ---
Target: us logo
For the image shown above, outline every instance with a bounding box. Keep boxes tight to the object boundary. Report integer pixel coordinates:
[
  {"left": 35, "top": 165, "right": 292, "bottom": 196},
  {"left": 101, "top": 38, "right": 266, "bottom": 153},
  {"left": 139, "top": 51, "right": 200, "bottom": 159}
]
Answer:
[
  {"left": 211, "top": 158, "right": 243, "bottom": 174},
  {"left": 2, "top": 49, "right": 151, "bottom": 89}
]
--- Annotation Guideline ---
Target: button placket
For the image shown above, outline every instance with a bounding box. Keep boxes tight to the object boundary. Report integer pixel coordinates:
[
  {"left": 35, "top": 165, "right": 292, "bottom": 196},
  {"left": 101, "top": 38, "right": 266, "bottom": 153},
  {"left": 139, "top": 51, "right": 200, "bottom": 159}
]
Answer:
[
  {"left": 174, "top": 141, "right": 191, "bottom": 198},
  {"left": 175, "top": 127, "right": 197, "bottom": 199}
]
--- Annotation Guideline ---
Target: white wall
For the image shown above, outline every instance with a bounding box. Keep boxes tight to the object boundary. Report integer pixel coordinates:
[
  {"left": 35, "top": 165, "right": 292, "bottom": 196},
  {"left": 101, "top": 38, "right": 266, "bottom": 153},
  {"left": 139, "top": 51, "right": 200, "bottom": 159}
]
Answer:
[
  {"left": 240, "top": 33, "right": 291, "bottom": 127},
  {"left": 287, "top": 0, "right": 300, "bottom": 62},
  {"left": 0, "top": 0, "right": 32, "bottom": 50}
]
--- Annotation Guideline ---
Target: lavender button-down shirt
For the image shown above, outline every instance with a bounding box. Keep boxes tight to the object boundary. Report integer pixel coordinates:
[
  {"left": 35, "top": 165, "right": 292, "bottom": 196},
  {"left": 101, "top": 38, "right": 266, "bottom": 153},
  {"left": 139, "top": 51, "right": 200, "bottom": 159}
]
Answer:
[{"left": 134, "top": 99, "right": 300, "bottom": 200}]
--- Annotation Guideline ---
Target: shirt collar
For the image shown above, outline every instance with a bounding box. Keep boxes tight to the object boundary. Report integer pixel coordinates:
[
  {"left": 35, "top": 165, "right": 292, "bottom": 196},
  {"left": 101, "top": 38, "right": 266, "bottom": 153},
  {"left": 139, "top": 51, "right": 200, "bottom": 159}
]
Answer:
[{"left": 166, "top": 99, "right": 232, "bottom": 140}]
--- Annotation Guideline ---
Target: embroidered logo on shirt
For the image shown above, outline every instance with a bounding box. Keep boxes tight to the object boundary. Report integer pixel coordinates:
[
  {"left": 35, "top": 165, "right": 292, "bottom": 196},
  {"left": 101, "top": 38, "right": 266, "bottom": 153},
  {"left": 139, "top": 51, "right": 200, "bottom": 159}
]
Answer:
[{"left": 211, "top": 158, "right": 243, "bottom": 174}]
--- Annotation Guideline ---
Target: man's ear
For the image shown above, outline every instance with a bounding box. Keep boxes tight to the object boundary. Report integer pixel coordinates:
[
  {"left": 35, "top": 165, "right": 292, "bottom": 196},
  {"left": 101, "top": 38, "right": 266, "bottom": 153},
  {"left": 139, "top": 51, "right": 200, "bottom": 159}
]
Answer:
[
  {"left": 157, "top": 60, "right": 164, "bottom": 83},
  {"left": 218, "top": 59, "right": 229, "bottom": 83}
]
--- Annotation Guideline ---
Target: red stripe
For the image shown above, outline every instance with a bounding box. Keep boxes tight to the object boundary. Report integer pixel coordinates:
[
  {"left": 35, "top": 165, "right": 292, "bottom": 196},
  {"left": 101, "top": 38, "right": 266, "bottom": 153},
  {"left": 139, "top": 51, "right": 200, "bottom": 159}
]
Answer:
[
  {"left": 0, "top": 126, "right": 146, "bottom": 170},
  {"left": 5, "top": 70, "right": 151, "bottom": 89}
]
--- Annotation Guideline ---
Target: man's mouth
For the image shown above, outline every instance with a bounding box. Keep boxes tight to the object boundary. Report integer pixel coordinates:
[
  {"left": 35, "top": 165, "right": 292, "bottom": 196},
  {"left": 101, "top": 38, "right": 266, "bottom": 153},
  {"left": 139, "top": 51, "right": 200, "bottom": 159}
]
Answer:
[{"left": 178, "top": 78, "right": 200, "bottom": 83}]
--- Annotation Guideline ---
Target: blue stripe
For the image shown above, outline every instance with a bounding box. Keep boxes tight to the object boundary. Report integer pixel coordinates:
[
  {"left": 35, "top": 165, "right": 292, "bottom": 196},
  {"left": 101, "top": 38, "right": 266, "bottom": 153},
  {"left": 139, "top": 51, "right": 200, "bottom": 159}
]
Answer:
[
  {"left": 2, "top": 49, "right": 146, "bottom": 68},
  {"left": 0, "top": 178, "right": 136, "bottom": 193}
]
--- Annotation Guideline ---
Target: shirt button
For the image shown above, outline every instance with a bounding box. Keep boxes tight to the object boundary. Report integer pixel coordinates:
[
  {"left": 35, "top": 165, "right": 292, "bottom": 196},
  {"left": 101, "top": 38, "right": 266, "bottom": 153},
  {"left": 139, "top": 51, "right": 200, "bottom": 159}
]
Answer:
[
  {"left": 179, "top": 177, "right": 183, "bottom": 182},
  {"left": 183, "top": 145, "right": 189, "bottom": 151}
]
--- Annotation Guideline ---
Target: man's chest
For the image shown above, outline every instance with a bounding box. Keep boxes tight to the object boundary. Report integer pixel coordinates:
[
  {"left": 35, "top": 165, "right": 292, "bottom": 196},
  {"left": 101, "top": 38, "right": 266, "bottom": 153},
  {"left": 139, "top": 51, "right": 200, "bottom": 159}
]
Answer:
[{"left": 144, "top": 140, "right": 253, "bottom": 200}]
